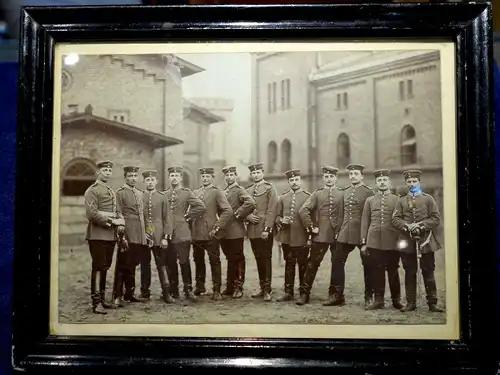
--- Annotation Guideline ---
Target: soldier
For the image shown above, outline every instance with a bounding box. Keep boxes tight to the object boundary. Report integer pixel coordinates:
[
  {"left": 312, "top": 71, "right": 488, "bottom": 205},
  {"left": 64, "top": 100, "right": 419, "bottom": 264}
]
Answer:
[
  {"left": 392, "top": 169, "right": 444, "bottom": 313},
  {"left": 328, "top": 163, "right": 375, "bottom": 307},
  {"left": 84, "top": 160, "right": 124, "bottom": 314},
  {"left": 297, "top": 166, "right": 344, "bottom": 306},
  {"left": 191, "top": 167, "right": 233, "bottom": 300},
  {"left": 142, "top": 169, "right": 175, "bottom": 304},
  {"left": 275, "top": 169, "right": 311, "bottom": 302},
  {"left": 245, "top": 162, "right": 279, "bottom": 301},
  {"left": 360, "top": 169, "right": 403, "bottom": 310},
  {"left": 219, "top": 166, "right": 256, "bottom": 298},
  {"left": 113, "top": 165, "right": 148, "bottom": 305},
  {"left": 164, "top": 166, "right": 206, "bottom": 301}
]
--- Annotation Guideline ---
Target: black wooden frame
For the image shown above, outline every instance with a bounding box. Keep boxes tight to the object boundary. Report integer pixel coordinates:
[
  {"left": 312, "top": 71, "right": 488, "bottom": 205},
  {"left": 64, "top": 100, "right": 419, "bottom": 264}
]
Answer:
[{"left": 13, "top": 3, "right": 498, "bottom": 374}]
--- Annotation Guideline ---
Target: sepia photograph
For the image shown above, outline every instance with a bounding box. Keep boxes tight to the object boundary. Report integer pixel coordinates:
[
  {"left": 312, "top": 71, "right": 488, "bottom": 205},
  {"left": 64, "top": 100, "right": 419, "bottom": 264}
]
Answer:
[{"left": 49, "top": 41, "right": 459, "bottom": 340}]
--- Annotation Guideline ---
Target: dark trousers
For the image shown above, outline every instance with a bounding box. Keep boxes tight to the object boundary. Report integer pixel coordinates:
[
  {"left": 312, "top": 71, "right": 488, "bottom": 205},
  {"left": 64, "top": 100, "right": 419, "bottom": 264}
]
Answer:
[
  {"left": 302, "top": 242, "right": 335, "bottom": 295},
  {"left": 369, "top": 248, "right": 401, "bottom": 302},
  {"left": 139, "top": 246, "right": 152, "bottom": 297},
  {"left": 331, "top": 242, "right": 373, "bottom": 300},
  {"left": 250, "top": 235, "right": 274, "bottom": 293},
  {"left": 112, "top": 243, "right": 140, "bottom": 299},
  {"left": 220, "top": 238, "right": 246, "bottom": 292},
  {"left": 281, "top": 244, "right": 309, "bottom": 294},
  {"left": 165, "top": 241, "right": 193, "bottom": 295},
  {"left": 88, "top": 240, "right": 115, "bottom": 306},
  {"left": 192, "top": 239, "right": 222, "bottom": 292},
  {"left": 400, "top": 250, "right": 438, "bottom": 305},
  {"left": 151, "top": 246, "right": 171, "bottom": 297}
]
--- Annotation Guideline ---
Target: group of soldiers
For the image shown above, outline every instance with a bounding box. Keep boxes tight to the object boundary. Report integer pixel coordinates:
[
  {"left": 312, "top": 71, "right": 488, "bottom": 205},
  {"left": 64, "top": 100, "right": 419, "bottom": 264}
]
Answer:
[{"left": 83, "top": 160, "right": 445, "bottom": 315}]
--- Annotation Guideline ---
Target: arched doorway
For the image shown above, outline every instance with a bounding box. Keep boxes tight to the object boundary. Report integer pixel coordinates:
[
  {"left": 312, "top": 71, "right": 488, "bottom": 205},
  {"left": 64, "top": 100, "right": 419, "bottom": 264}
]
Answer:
[
  {"left": 400, "top": 124, "right": 417, "bottom": 166},
  {"left": 62, "top": 158, "right": 96, "bottom": 196},
  {"left": 337, "top": 133, "right": 351, "bottom": 169}
]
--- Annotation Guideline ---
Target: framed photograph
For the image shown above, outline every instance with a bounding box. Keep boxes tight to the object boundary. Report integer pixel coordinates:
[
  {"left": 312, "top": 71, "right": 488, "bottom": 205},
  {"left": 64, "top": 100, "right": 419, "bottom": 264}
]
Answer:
[{"left": 13, "top": 2, "right": 497, "bottom": 373}]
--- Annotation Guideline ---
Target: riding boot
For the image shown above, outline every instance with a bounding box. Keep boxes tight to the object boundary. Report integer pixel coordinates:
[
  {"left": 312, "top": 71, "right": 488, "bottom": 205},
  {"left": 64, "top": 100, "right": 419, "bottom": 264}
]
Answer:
[
  {"left": 157, "top": 265, "right": 175, "bottom": 303},
  {"left": 252, "top": 258, "right": 265, "bottom": 298},
  {"left": 298, "top": 261, "right": 306, "bottom": 295},
  {"left": 277, "top": 261, "right": 295, "bottom": 301},
  {"left": 262, "top": 258, "right": 272, "bottom": 301},
  {"left": 181, "top": 263, "right": 197, "bottom": 301},
  {"left": 99, "top": 270, "right": 116, "bottom": 309},
  {"left": 211, "top": 259, "right": 222, "bottom": 300},
  {"left": 91, "top": 269, "right": 106, "bottom": 314}
]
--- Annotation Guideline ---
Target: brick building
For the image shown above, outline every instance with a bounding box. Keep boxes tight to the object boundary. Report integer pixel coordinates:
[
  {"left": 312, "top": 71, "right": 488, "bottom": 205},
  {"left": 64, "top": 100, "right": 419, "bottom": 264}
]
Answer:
[
  {"left": 58, "top": 53, "right": 221, "bottom": 246},
  {"left": 251, "top": 50, "right": 444, "bottom": 212}
]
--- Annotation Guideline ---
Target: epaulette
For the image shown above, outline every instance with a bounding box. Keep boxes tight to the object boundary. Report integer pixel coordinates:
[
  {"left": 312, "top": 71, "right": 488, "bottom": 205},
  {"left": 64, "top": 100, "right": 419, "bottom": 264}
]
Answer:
[
  {"left": 89, "top": 181, "right": 98, "bottom": 188},
  {"left": 312, "top": 187, "right": 325, "bottom": 193},
  {"left": 156, "top": 190, "right": 166, "bottom": 195},
  {"left": 281, "top": 189, "right": 291, "bottom": 195},
  {"left": 363, "top": 185, "right": 374, "bottom": 190},
  {"left": 303, "top": 190, "right": 312, "bottom": 196},
  {"left": 339, "top": 186, "right": 349, "bottom": 191},
  {"left": 115, "top": 186, "right": 124, "bottom": 192},
  {"left": 263, "top": 181, "right": 272, "bottom": 186},
  {"left": 164, "top": 188, "right": 171, "bottom": 193}
]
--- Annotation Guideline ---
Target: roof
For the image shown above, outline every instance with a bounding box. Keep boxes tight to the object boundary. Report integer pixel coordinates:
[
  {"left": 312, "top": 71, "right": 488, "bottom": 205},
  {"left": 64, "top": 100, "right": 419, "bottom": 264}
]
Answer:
[
  {"left": 175, "top": 56, "right": 205, "bottom": 78},
  {"left": 61, "top": 109, "right": 183, "bottom": 149},
  {"left": 183, "top": 101, "right": 225, "bottom": 124}
]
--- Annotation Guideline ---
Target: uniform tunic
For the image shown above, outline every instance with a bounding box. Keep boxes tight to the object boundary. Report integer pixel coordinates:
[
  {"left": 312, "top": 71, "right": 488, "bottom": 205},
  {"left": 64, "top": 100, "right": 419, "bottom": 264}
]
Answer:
[
  {"left": 164, "top": 187, "right": 206, "bottom": 243},
  {"left": 299, "top": 186, "right": 344, "bottom": 244},
  {"left": 221, "top": 183, "right": 256, "bottom": 239},
  {"left": 192, "top": 185, "right": 233, "bottom": 241},
  {"left": 84, "top": 180, "right": 122, "bottom": 241},
  {"left": 275, "top": 188, "right": 311, "bottom": 247},
  {"left": 115, "top": 184, "right": 147, "bottom": 245},
  {"left": 337, "top": 183, "right": 374, "bottom": 245},
  {"left": 143, "top": 189, "right": 173, "bottom": 246},
  {"left": 245, "top": 180, "right": 279, "bottom": 239},
  {"left": 360, "top": 190, "right": 400, "bottom": 250},
  {"left": 392, "top": 192, "right": 442, "bottom": 254}
]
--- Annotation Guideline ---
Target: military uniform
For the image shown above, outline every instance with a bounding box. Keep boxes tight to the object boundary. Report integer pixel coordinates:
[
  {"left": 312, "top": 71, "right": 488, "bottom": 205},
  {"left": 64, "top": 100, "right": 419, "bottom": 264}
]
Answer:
[
  {"left": 219, "top": 166, "right": 256, "bottom": 298},
  {"left": 142, "top": 170, "right": 175, "bottom": 304},
  {"left": 392, "top": 169, "right": 443, "bottom": 312},
  {"left": 360, "top": 169, "right": 402, "bottom": 310},
  {"left": 84, "top": 160, "right": 123, "bottom": 313},
  {"left": 164, "top": 166, "right": 206, "bottom": 299},
  {"left": 191, "top": 167, "right": 233, "bottom": 299},
  {"left": 330, "top": 164, "right": 375, "bottom": 306},
  {"left": 114, "top": 167, "right": 148, "bottom": 301},
  {"left": 275, "top": 169, "right": 311, "bottom": 301},
  {"left": 246, "top": 163, "right": 279, "bottom": 299},
  {"left": 297, "top": 166, "right": 344, "bottom": 305}
]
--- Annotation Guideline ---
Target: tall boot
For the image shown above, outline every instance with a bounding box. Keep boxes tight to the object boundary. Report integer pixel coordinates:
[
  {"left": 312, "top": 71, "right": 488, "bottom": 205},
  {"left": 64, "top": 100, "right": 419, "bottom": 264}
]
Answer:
[
  {"left": 112, "top": 262, "right": 124, "bottom": 301},
  {"left": 211, "top": 259, "right": 222, "bottom": 301},
  {"left": 232, "top": 260, "right": 245, "bottom": 299},
  {"left": 168, "top": 261, "right": 180, "bottom": 299},
  {"left": 252, "top": 258, "right": 264, "bottom": 298},
  {"left": 277, "top": 260, "right": 295, "bottom": 301},
  {"left": 298, "top": 261, "right": 306, "bottom": 295},
  {"left": 296, "top": 265, "right": 315, "bottom": 306},
  {"left": 180, "top": 263, "right": 197, "bottom": 302},
  {"left": 401, "top": 272, "right": 417, "bottom": 312},
  {"left": 99, "top": 270, "right": 116, "bottom": 310},
  {"left": 158, "top": 265, "right": 175, "bottom": 303},
  {"left": 194, "top": 249, "right": 206, "bottom": 296},
  {"left": 91, "top": 269, "right": 106, "bottom": 314},
  {"left": 388, "top": 269, "right": 403, "bottom": 309},
  {"left": 262, "top": 258, "right": 272, "bottom": 301},
  {"left": 423, "top": 274, "right": 444, "bottom": 312}
]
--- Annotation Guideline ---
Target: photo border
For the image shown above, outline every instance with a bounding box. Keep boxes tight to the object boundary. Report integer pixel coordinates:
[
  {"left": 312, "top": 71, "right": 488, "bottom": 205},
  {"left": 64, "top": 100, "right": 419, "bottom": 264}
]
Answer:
[{"left": 13, "top": 3, "right": 497, "bottom": 373}]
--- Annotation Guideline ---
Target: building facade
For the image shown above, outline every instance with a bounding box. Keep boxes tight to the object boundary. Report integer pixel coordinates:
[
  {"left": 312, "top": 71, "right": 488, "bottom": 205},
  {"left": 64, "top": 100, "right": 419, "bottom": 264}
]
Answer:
[
  {"left": 251, "top": 50, "right": 444, "bottom": 213},
  {"left": 59, "top": 53, "right": 209, "bottom": 246}
]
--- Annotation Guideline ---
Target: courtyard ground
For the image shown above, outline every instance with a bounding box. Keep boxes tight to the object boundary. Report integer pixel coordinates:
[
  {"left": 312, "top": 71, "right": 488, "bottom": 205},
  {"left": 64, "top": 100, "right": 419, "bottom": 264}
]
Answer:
[{"left": 58, "top": 240, "right": 447, "bottom": 325}]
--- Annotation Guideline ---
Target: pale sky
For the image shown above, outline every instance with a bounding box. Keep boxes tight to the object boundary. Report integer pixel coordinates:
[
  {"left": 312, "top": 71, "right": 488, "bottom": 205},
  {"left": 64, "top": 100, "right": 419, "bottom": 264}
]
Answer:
[{"left": 177, "top": 52, "right": 252, "bottom": 164}]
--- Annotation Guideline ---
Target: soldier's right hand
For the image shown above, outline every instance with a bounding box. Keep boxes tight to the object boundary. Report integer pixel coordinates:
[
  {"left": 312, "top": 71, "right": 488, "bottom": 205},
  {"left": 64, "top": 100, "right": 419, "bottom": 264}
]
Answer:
[
  {"left": 281, "top": 216, "right": 291, "bottom": 225},
  {"left": 247, "top": 213, "right": 260, "bottom": 224},
  {"left": 160, "top": 239, "right": 168, "bottom": 249},
  {"left": 360, "top": 245, "right": 368, "bottom": 256}
]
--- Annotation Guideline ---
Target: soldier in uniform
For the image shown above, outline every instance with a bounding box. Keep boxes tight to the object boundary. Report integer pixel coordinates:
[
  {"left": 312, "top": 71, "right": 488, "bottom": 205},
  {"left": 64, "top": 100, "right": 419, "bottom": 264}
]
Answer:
[
  {"left": 164, "top": 166, "right": 206, "bottom": 301},
  {"left": 191, "top": 167, "right": 233, "bottom": 300},
  {"left": 297, "top": 166, "right": 344, "bottom": 306},
  {"left": 142, "top": 169, "right": 175, "bottom": 304},
  {"left": 360, "top": 169, "right": 403, "bottom": 310},
  {"left": 392, "top": 169, "right": 444, "bottom": 313},
  {"left": 113, "top": 165, "right": 147, "bottom": 305},
  {"left": 84, "top": 160, "right": 124, "bottom": 314},
  {"left": 219, "top": 166, "right": 256, "bottom": 298},
  {"left": 275, "top": 169, "right": 311, "bottom": 302},
  {"left": 245, "top": 162, "right": 279, "bottom": 301},
  {"left": 328, "top": 163, "right": 375, "bottom": 307}
]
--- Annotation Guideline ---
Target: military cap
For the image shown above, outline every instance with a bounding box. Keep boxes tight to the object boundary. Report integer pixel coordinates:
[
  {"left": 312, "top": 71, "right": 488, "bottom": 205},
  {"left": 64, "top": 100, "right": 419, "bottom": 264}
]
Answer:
[
  {"left": 321, "top": 165, "right": 339, "bottom": 175},
  {"left": 142, "top": 169, "right": 158, "bottom": 178},
  {"left": 346, "top": 163, "right": 366, "bottom": 172},
  {"left": 373, "top": 169, "right": 391, "bottom": 178},
  {"left": 123, "top": 165, "right": 140, "bottom": 173},
  {"left": 285, "top": 169, "right": 301, "bottom": 179},
  {"left": 96, "top": 160, "right": 113, "bottom": 169},
  {"left": 199, "top": 167, "right": 215, "bottom": 175},
  {"left": 222, "top": 165, "right": 237, "bottom": 174},
  {"left": 248, "top": 162, "right": 264, "bottom": 172},
  {"left": 403, "top": 169, "right": 422, "bottom": 180},
  {"left": 167, "top": 166, "right": 183, "bottom": 174}
]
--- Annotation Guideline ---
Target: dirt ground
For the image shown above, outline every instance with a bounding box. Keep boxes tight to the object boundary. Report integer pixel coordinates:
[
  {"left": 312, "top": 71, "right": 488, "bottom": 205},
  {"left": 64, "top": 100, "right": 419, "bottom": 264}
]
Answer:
[{"left": 58, "top": 240, "right": 446, "bottom": 325}]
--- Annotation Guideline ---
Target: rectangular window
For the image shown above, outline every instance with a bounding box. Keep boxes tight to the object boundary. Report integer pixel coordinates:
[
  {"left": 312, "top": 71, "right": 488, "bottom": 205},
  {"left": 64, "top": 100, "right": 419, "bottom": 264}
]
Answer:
[
  {"left": 280, "top": 79, "right": 285, "bottom": 110},
  {"left": 407, "top": 79, "right": 414, "bottom": 99},
  {"left": 286, "top": 79, "right": 291, "bottom": 109},
  {"left": 267, "top": 83, "right": 272, "bottom": 113},
  {"left": 272, "top": 82, "right": 277, "bottom": 113},
  {"left": 343, "top": 92, "right": 348, "bottom": 109},
  {"left": 336, "top": 93, "right": 341, "bottom": 110},
  {"left": 399, "top": 80, "right": 405, "bottom": 101}
]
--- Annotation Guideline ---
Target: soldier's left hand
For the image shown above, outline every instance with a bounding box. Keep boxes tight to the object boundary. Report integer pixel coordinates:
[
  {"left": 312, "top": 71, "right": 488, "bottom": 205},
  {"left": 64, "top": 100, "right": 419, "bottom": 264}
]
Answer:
[
  {"left": 160, "top": 239, "right": 168, "bottom": 249},
  {"left": 117, "top": 225, "right": 125, "bottom": 235},
  {"left": 261, "top": 231, "right": 269, "bottom": 240}
]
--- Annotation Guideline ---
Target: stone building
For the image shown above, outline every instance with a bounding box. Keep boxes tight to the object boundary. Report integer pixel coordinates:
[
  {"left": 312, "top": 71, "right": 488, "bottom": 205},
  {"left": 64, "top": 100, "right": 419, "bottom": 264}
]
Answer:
[
  {"left": 59, "top": 53, "right": 206, "bottom": 246},
  {"left": 251, "top": 50, "right": 444, "bottom": 212}
]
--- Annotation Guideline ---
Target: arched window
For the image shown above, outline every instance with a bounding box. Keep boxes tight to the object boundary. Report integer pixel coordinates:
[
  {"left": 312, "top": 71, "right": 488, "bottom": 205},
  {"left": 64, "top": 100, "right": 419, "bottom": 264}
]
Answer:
[
  {"left": 267, "top": 141, "right": 278, "bottom": 173},
  {"left": 281, "top": 139, "right": 292, "bottom": 172},
  {"left": 400, "top": 125, "right": 417, "bottom": 166},
  {"left": 62, "top": 158, "right": 96, "bottom": 196},
  {"left": 337, "top": 133, "right": 351, "bottom": 169}
]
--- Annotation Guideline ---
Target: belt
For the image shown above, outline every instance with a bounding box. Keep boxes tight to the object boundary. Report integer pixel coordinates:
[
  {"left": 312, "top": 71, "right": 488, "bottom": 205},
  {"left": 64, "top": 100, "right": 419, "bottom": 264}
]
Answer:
[{"left": 98, "top": 211, "right": 117, "bottom": 218}]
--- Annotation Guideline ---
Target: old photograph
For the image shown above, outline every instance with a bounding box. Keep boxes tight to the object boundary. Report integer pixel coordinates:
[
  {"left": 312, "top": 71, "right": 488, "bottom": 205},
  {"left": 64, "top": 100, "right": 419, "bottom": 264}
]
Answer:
[{"left": 50, "top": 42, "right": 459, "bottom": 339}]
